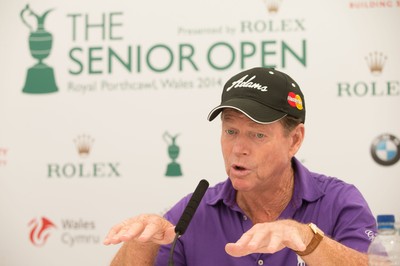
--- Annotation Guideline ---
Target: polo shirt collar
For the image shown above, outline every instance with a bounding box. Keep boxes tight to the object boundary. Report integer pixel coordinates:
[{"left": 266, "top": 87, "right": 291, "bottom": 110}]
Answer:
[{"left": 206, "top": 157, "right": 325, "bottom": 208}]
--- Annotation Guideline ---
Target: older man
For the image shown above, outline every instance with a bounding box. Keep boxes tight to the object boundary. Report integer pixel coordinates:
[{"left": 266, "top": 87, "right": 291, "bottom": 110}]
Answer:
[{"left": 104, "top": 67, "right": 376, "bottom": 265}]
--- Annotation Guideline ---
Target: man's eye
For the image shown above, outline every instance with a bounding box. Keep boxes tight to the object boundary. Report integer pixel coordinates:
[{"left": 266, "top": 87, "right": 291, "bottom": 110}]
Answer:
[
  {"left": 256, "top": 133, "right": 265, "bottom": 139},
  {"left": 225, "top": 129, "right": 235, "bottom": 135}
]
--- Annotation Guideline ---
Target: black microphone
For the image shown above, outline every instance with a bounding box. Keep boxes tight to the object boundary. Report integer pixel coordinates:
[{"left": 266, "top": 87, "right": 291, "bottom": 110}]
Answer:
[
  {"left": 175, "top": 179, "right": 209, "bottom": 235},
  {"left": 168, "top": 179, "right": 209, "bottom": 266}
]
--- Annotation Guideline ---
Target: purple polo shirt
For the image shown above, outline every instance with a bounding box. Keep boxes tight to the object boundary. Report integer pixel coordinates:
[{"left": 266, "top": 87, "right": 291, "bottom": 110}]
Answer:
[{"left": 155, "top": 158, "right": 376, "bottom": 265}]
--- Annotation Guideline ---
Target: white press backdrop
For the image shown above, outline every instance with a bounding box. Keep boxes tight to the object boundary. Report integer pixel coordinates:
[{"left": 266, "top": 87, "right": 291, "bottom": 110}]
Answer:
[{"left": 0, "top": 0, "right": 399, "bottom": 265}]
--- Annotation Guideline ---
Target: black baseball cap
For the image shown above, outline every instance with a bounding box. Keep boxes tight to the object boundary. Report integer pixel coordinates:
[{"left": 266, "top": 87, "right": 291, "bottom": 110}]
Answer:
[{"left": 207, "top": 67, "right": 305, "bottom": 124}]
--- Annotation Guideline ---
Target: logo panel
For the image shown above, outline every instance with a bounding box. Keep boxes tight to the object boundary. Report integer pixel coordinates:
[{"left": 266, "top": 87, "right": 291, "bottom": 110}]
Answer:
[
  {"left": 287, "top": 92, "right": 303, "bottom": 110},
  {"left": 21, "top": 4, "right": 58, "bottom": 94},
  {"left": 163, "top": 131, "right": 182, "bottom": 177},
  {"left": 47, "top": 135, "right": 121, "bottom": 179},
  {"left": 28, "top": 217, "right": 57, "bottom": 246},
  {"left": 28, "top": 216, "right": 101, "bottom": 247},
  {"left": 337, "top": 52, "right": 399, "bottom": 97},
  {"left": 370, "top": 133, "right": 400, "bottom": 166},
  {"left": 261, "top": 0, "right": 282, "bottom": 14},
  {"left": 365, "top": 51, "right": 387, "bottom": 76}
]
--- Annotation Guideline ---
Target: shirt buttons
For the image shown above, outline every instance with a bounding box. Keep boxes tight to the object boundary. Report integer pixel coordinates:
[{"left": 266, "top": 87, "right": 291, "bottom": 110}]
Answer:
[
  {"left": 257, "top": 259, "right": 264, "bottom": 265},
  {"left": 243, "top": 215, "right": 248, "bottom": 221}
]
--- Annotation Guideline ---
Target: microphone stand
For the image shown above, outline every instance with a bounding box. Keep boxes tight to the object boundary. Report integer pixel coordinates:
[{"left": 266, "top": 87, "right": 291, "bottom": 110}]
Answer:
[{"left": 168, "top": 233, "right": 180, "bottom": 266}]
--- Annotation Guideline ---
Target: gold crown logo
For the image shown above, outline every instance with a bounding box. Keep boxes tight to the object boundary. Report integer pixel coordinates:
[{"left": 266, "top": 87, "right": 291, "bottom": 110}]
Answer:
[
  {"left": 365, "top": 51, "right": 387, "bottom": 75},
  {"left": 263, "top": 0, "right": 281, "bottom": 13},
  {"left": 74, "top": 135, "right": 94, "bottom": 158}
]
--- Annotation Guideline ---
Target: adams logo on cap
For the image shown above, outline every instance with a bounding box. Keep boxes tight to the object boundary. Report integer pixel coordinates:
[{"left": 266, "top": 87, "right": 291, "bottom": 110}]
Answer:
[
  {"left": 225, "top": 75, "right": 268, "bottom": 92},
  {"left": 287, "top": 92, "right": 303, "bottom": 110}
]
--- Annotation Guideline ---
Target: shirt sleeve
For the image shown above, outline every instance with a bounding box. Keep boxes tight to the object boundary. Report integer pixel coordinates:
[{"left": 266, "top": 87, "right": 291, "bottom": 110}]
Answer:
[{"left": 326, "top": 183, "right": 377, "bottom": 253}]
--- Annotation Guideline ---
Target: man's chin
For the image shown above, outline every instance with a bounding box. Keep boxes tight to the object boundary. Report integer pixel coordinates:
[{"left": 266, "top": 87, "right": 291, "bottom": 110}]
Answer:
[{"left": 230, "top": 177, "right": 252, "bottom": 191}]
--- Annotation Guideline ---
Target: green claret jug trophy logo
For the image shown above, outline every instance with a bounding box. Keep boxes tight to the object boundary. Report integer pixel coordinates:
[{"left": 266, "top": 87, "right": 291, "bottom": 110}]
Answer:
[
  {"left": 20, "top": 4, "right": 58, "bottom": 94},
  {"left": 163, "top": 132, "right": 182, "bottom": 177}
]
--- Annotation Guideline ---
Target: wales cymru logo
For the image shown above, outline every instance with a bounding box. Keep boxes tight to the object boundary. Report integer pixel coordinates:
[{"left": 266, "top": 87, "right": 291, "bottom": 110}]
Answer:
[
  {"left": 28, "top": 217, "right": 57, "bottom": 246},
  {"left": 20, "top": 4, "right": 58, "bottom": 94}
]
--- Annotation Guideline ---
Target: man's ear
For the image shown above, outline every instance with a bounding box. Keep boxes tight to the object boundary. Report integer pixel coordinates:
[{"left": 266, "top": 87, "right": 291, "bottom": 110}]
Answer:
[{"left": 289, "top": 124, "right": 305, "bottom": 157}]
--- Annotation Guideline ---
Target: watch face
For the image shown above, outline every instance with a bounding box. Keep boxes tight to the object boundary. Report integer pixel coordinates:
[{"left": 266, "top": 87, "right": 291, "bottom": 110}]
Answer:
[
  {"left": 309, "top": 223, "right": 317, "bottom": 233},
  {"left": 310, "top": 223, "right": 325, "bottom": 236},
  {"left": 309, "top": 223, "right": 324, "bottom": 236}
]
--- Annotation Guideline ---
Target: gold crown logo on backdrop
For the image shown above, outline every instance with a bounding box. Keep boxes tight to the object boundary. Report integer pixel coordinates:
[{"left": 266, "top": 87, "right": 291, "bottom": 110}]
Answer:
[
  {"left": 262, "top": 0, "right": 281, "bottom": 13},
  {"left": 365, "top": 51, "right": 387, "bottom": 75},
  {"left": 74, "top": 135, "right": 94, "bottom": 158}
]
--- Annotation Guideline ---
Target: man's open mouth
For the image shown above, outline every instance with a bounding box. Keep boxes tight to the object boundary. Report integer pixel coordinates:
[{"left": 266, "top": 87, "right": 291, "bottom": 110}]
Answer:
[{"left": 233, "top": 164, "right": 246, "bottom": 171}]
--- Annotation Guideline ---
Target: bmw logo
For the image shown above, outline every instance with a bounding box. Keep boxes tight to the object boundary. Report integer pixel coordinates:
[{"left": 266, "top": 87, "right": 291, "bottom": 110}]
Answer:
[{"left": 370, "top": 134, "right": 400, "bottom": 166}]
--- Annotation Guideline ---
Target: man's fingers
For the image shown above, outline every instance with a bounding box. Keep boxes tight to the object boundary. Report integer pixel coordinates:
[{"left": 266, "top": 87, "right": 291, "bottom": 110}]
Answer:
[
  {"left": 138, "top": 222, "right": 162, "bottom": 242},
  {"left": 225, "top": 243, "right": 241, "bottom": 257},
  {"left": 164, "top": 226, "right": 177, "bottom": 243},
  {"left": 103, "top": 222, "right": 127, "bottom": 245},
  {"left": 119, "top": 222, "right": 145, "bottom": 241},
  {"left": 103, "top": 218, "right": 145, "bottom": 245},
  {"left": 225, "top": 233, "right": 253, "bottom": 257},
  {"left": 225, "top": 220, "right": 309, "bottom": 257},
  {"left": 138, "top": 220, "right": 176, "bottom": 245},
  {"left": 103, "top": 214, "right": 175, "bottom": 246}
]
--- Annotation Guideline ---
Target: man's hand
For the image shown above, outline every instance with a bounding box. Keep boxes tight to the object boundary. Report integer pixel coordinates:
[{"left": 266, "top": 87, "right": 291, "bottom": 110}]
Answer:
[
  {"left": 103, "top": 214, "right": 176, "bottom": 246},
  {"left": 225, "top": 219, "right": 308, "bottom": 257}
]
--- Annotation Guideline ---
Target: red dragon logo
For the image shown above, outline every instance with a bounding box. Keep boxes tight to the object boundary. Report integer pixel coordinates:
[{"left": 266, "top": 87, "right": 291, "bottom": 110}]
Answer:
[{"left": 28, "top": 217, "right": 56, "bottom": 246}]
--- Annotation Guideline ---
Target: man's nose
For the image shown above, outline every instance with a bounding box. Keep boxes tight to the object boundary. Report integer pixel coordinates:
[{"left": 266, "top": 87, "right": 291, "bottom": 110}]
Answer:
[{"left": 232, "top": 136, "right": 250, "bottom": 156}]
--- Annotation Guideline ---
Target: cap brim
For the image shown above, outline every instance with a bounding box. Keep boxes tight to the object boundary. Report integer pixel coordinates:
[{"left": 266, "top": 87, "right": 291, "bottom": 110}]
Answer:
[{"left": 207, "top": 98, "right": 287, "bottom": 124}]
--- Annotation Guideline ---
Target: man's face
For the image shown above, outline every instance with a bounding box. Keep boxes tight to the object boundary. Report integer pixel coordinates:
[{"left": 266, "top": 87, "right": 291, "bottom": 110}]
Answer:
[{"left": 220, "top": 109, "right": 300, "bottom": 192}]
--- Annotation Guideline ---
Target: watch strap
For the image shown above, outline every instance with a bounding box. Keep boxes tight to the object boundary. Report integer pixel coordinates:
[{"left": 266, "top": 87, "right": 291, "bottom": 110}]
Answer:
[{"left": 295, "top": 223, "right": 324, "bottom": 256}]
